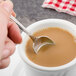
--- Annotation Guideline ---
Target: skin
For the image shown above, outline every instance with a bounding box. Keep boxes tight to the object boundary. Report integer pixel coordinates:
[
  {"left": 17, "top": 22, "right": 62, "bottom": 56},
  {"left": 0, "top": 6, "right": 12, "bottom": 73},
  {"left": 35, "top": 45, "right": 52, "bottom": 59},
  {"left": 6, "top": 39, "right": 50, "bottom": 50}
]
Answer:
[{"left": 0, "top": 1, "right": 22, "bottom": 69}]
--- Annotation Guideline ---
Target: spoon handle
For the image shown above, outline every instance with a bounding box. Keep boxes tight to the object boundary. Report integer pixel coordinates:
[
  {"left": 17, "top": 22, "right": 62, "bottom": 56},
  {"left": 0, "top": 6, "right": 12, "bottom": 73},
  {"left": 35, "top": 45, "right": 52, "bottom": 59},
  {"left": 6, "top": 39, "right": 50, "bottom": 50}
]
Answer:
[{"left": 10, "top": 15, "right": 35, "bottom": 41}]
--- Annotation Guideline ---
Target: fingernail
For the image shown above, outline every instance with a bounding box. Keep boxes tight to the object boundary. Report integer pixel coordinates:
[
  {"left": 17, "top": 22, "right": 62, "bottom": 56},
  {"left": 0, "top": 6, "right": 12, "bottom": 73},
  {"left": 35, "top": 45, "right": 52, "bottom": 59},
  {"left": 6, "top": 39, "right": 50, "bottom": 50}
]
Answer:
[
  {"left": 2, "top": 1, "right": 13, "bottom": 13},
  {"left": 2, "top": 50, "right": 10, "bottom": 59}
]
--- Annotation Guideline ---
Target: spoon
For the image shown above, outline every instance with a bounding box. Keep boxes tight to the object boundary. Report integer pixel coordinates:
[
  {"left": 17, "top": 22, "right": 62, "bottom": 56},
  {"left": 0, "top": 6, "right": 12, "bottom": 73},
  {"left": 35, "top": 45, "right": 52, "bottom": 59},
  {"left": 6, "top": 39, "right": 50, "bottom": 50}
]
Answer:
[{"left": 10, "top": 15, "right": 55, "bottom": 54}]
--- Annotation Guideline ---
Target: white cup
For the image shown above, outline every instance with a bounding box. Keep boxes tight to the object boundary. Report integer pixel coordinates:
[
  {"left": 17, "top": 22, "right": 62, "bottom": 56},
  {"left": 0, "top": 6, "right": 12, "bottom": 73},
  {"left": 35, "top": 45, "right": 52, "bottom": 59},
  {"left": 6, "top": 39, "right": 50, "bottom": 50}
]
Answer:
[{"left": 18, "top": 19, "right": 76, "bottom": 76}]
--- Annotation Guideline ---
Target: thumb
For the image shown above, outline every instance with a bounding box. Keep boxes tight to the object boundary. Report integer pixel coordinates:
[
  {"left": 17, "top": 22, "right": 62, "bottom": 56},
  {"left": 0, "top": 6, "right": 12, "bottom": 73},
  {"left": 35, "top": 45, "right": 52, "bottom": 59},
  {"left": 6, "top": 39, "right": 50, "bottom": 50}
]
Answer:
[{"left": 1, "top": 0, "right": 13, "bottom": 15}]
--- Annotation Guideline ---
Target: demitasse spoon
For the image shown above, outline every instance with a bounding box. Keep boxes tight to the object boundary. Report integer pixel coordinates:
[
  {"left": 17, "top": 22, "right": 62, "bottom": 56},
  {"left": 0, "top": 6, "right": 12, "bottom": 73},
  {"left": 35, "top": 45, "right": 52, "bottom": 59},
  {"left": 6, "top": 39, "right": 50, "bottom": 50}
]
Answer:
[{"left": 10, "top": 15, "right": 55, "bottom": 53}]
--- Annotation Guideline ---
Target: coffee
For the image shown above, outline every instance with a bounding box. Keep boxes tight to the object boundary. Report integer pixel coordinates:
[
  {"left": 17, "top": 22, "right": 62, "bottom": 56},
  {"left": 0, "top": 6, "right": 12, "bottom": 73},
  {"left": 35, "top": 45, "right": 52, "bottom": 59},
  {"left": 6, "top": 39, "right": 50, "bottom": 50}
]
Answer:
[{"left": 25, "top": 27, "right": 76, "bottom": 67}]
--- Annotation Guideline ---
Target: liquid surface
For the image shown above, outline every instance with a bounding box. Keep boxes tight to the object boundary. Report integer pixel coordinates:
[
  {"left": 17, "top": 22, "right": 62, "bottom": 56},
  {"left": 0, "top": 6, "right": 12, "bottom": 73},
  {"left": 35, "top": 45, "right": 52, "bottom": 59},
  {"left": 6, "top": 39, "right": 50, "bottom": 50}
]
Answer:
[{"left": 26, "top": 28, "right": 76, "bottom": 67}]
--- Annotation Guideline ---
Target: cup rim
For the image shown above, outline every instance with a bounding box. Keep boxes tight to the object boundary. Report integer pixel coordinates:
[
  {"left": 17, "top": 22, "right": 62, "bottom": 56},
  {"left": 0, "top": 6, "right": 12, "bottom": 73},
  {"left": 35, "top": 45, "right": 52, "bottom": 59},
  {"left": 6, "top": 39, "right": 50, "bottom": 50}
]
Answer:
[{"left": 18, "top": 19, "right": 76, "bottom": 71}]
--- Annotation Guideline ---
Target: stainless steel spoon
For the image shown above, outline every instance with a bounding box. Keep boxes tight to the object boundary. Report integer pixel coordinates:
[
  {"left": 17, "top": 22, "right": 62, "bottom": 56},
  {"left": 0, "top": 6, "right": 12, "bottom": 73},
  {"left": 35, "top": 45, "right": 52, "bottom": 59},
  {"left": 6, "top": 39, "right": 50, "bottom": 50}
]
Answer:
[{"left": 10, "top": 15, "right": 55, "bottom": 54}]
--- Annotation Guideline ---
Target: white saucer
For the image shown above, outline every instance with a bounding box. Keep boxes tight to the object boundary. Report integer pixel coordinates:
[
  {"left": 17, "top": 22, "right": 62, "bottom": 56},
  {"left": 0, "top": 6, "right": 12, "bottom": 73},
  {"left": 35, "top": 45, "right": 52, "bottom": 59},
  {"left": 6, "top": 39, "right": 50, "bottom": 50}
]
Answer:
[
  {"left": 12, "top": 61, "right": 27, "bottom": 76},
  {"left": 11, "top": 62, "right": 76, "bottom": 76},
  {"left": 0, "top": 45, "right": 76, "bottom": 76}
]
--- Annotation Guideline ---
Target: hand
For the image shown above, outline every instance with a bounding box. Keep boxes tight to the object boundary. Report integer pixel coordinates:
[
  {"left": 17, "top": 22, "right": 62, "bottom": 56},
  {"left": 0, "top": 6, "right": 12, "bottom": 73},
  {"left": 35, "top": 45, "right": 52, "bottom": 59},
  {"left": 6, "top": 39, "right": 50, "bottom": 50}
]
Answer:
[{"left": 0, "top": 1, "right": 22, "bottom": 69}]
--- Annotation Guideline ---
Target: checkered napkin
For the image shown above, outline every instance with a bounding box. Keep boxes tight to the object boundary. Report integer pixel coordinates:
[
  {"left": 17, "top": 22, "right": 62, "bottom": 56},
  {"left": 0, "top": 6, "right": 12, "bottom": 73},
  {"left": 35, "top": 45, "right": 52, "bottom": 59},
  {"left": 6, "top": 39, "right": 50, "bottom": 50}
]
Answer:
[{"left": 42, "top": 0, "right": 76, "bottom": 16}]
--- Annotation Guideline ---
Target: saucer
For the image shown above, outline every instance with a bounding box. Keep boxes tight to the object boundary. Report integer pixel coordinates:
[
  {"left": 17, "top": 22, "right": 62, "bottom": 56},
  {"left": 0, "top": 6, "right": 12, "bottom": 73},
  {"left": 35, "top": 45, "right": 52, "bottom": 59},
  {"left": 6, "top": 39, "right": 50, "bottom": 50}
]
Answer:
[
  {"left": 0, "top": 45, "right": 76, "bottom": 76},
  {"left": 11, "top": 61, "right": 27, "bottom": 76}
]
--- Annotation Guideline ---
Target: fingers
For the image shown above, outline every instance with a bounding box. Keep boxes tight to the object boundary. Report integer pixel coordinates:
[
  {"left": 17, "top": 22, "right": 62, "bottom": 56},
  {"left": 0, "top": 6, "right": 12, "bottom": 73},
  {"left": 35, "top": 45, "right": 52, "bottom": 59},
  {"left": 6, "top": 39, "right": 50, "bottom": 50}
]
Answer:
[
  {"left": 2, "top": 37, "right": 15, "bottom": 60},
  {"left": 1, "top": 49, "right": 10, "bottom": 60},
  {"left": 0, "top": 37, "right": 15, "bottom": 69},
  {"left": 8, "top": 21, "right": 22, "bottom": 44},
  {"left": 0, "top": 37, "right": 16, "bottom": 69},
  {"left": 5, "top": 37, "right": 16, "bottom": 55},
  {"left": 0, "top": 57, "right": 10, "bottom": 69}
]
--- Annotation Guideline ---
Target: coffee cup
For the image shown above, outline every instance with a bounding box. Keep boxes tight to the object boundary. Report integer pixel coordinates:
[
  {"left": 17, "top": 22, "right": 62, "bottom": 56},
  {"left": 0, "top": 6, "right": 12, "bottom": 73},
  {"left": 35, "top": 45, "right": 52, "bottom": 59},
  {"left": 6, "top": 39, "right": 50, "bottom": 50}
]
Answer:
[{"left": 18, "top": 19, "right": 76, "bottom": 76}]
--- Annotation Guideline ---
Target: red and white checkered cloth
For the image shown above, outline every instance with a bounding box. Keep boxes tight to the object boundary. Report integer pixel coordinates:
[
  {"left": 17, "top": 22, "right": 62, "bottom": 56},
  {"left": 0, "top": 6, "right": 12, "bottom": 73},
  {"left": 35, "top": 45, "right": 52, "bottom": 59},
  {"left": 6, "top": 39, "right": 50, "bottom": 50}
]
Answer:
[{"left": 42, "top": 0, "right": 76, "bottom": 16}]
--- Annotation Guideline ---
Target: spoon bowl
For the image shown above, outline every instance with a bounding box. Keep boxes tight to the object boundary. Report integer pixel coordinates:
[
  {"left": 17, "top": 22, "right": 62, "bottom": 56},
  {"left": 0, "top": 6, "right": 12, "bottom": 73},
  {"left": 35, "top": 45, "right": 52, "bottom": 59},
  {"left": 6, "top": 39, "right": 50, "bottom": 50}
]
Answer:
[{"left": 33, "top": 36, "right": 55, "bottom": 53}]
